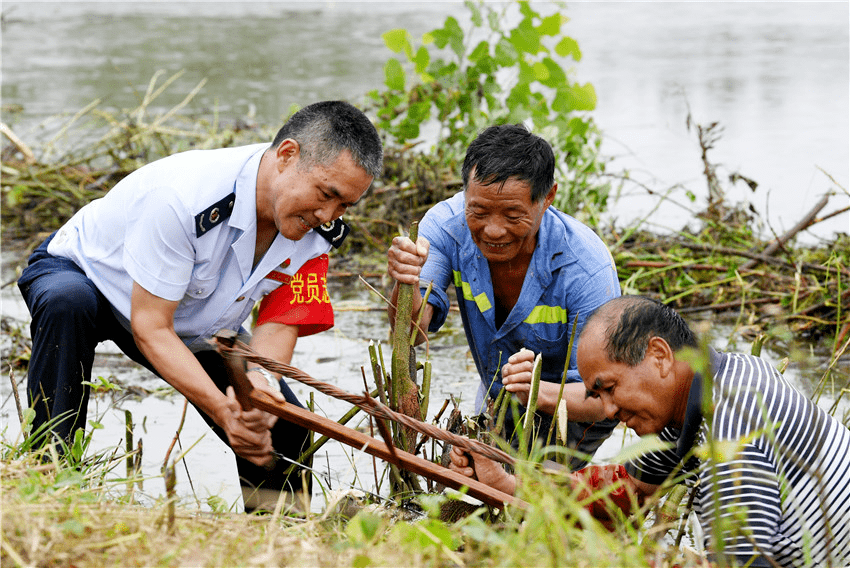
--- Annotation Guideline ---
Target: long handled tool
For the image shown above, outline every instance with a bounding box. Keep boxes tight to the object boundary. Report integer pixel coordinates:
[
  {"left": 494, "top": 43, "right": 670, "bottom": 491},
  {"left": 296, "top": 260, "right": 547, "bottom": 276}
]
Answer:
[{"left": 214, "top": 331, "right": 526, "bottom": 510}]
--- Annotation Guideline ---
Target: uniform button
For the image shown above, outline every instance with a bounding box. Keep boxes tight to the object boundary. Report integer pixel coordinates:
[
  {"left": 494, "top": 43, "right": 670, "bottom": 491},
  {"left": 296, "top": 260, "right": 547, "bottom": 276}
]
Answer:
[
  {"left": 236, "top": 296, "right": 245, "bottom": 302},
  {"left": 195, "top": 289, "right": 203, "bottom": 295}
]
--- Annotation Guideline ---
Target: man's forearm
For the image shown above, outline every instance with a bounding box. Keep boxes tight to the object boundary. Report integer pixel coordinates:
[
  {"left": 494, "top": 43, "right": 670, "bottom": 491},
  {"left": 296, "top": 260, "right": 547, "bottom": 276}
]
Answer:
[
  {"left": 133, "top": 326, "right": 229, "bottom": 421},
  {"left": 535, "top": 382, "right": 607, "bottom": 422},
  {"left": 250, "top": 322, "right": 299, "bottom": 368}
]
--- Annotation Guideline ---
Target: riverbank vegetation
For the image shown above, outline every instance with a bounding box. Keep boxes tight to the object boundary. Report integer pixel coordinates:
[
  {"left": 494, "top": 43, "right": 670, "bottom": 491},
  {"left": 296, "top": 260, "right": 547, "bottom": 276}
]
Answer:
[{"left": 2, "top": 1, "right": 848, "bottom": 566}]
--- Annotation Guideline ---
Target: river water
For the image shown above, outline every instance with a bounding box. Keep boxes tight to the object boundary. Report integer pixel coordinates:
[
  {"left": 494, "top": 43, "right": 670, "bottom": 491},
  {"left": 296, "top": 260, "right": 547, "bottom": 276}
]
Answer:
[
  {"left": 1, "top": 1, "right": 848, "bottom": 512},
  {"left": 1, "top": 1, "right": 848, "bottom": 239}
]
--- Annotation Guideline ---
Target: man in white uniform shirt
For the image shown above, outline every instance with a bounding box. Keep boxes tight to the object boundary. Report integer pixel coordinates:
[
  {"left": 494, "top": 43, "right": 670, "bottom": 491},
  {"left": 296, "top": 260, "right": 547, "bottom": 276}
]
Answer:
[{"left": 18, "top": 100, "right": 383, "bottom": 513}]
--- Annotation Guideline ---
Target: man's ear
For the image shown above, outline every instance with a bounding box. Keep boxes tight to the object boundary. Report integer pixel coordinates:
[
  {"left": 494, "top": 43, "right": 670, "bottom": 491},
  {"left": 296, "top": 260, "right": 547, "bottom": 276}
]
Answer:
[
  {"left": 646, "top": 336, "right": 675, "bottom": 378},
  {"left": 544, "top": 183, "right": 558, "bottom": 208},
  {"left": 275, "top": 138, "right": 300, "bottom": 171}
]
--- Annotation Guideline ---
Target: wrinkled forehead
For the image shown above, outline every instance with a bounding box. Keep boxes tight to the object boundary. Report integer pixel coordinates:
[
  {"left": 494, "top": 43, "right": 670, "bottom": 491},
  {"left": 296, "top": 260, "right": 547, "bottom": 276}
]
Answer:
[{"left": 577, "top": 325, "right": 611, "bottom": 374}]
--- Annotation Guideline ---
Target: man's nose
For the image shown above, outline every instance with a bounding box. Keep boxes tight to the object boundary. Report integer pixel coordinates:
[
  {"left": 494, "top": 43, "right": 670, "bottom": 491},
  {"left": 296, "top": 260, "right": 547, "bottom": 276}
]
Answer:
[
  {"left": 314, "top": 202, "right": 337, "bottom": 225},
  {"left": 482, "top": 220, "right": 507, "bottom": 239},
  {"left": 601, "top": 396, "right": 619, "bottom": 420}
]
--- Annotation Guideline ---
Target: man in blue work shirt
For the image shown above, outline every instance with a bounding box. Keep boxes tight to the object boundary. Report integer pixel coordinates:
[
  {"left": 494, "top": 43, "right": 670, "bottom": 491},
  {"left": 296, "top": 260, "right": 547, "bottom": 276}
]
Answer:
[
  {"left": 387, "top": 124, "right": 620, "bottom": 468},
  {"left": 18, "top": 100, "right": 383, "bottom": 513}
]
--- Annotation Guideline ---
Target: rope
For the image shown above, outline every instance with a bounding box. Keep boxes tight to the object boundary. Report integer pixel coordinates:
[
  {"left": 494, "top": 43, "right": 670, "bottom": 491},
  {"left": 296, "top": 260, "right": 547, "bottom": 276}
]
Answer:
[{"left": 217, "top": 339, "right": 516, "bottom": 466}]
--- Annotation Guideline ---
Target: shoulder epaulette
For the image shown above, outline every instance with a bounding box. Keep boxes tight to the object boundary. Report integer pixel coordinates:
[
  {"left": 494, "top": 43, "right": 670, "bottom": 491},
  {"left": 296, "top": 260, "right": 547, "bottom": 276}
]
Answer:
[
  {"left": 195, "top": 192, "right": 236, "bottom": 237},
  {"left": 314, "top": 218, "right": 350, "bottom": 248}
]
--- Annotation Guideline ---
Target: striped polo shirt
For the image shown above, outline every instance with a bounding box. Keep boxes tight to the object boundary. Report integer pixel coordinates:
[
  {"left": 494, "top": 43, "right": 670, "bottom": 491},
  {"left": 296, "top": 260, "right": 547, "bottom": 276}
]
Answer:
[{"left": 627, "top": 349, "right": 850, "bottom": 567}]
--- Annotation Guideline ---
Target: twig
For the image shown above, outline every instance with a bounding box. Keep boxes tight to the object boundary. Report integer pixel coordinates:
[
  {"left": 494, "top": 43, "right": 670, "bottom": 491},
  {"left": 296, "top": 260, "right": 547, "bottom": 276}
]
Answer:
[
  {"left": 811, "top": 206, "right": 850, "bottom": 227},
  {"left": 677, "top": 297, "right": 776, "bottom": 315},
  {"left": 741, "top": 194, "right": 830, "bottom": 270},
  {"left": 1, "top": 122, "right": 36, "bottom": 164},
  {"left": 675, "top": 240, "right": 849, "bottom": 276},
  {"left": 625, "top": 260, "right": 727, "bottom": 271},
  {"left": 8, "top": 368, "right": 24, "bottom": 426},
  {"left": 162, "top": 398, "right": 190, "bottom": 472}
]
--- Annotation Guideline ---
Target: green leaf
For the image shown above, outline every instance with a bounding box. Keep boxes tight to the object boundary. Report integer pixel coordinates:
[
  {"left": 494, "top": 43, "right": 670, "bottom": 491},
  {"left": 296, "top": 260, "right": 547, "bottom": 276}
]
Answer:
[
  {"left": 518, "top": 1, "right": 536, "bottom": 20},
  {"left": 465, "top": 0, "right": 483, "bottom": 27},
  {"left": 430, "top": 16, "right": 464, "bottom": 58},
  {"left": 532, "top": 61, "right": 550, "bottom": 81},
  {"left": 554, "top": 82, "right": 597, "bottom": 112},
  {"left": 54, "top": 469, "right": 85, "bottom": 489},
  {"left": 397, "top": 120, "right": 421, "bottom": 141},
  {"left": 412, "top": 46, "right": 430, "bottom": 74},
  {"left": 445, "top": 17, "right": 466, "bottom": 58},
  {"left": 407, "top": 101, "right": 431, "bottom": 123},
  {"left": 611, "top": 435, "right": 675, "bottom": 463},
  {"left": 382, "top": 28, "right": 411, "bottom": 55},
  {"left": 517, "top": 60, "right": 535, "bottom": 85},
  {"left": 461, "top": 520, "right": 508, "bottom": 545},
  {"left": 420, "top": 518, "right": 456, "bottom": 548},
  {"left": 494, "top": 37, "right": 518, "bottom": 67},
  {"left": 506, "top": 83, "right": 531, "bottom": 109},
  {"left": 384, "top": 58, "right": 405, "bottom": 91},
  {"left": 538, "top": 57, "right": 567, "bottom": 88},
  {"left": 509, "top": 21, "right": 541, "bottom": 54},
  {"left": 537, "top": 13, "right": 565, "bottom": 36},
  {"left": 345, "top": 511, "right": 384, "bottom": 545},
  {"left": 487, "top": 8, "right": 500, "bottom": 31},
  {"left": 469, "top": 40, "right": 489, "bottom": 64},
  {"left": 555, "top": 36, "right": 582, "bottom": 60}
]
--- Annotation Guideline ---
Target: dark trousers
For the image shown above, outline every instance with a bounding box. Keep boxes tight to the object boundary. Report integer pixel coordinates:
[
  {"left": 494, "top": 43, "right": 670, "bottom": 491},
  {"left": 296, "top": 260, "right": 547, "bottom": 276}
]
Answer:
[{"left": 18, "top": 234, "right": 311, "bottom": 494}]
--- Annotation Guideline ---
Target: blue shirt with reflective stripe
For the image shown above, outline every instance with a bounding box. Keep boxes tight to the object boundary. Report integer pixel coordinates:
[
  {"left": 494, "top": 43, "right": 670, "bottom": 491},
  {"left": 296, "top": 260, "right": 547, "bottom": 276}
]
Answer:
[{"left": 419, "top": 191, "right": 621, "bottom": 400}]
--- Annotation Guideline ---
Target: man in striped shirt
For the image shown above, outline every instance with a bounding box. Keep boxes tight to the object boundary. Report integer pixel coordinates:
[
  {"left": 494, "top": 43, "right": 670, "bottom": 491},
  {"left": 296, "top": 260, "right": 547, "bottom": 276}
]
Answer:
[{"left": 450, "top": 295, "right": 850, "bottom": 567}]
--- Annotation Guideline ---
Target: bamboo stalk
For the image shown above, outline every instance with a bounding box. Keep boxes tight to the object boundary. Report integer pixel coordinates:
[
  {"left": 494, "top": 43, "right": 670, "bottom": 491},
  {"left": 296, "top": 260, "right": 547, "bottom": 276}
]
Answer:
[
  {"left": 547, "top": 315, "right": 579, "bottom": 448},
  {"left": 521, "top": 353, "right": 543, "bottom": 456},
  {"left": 391, "top": 221, "right": 421, "bottom": 453}
]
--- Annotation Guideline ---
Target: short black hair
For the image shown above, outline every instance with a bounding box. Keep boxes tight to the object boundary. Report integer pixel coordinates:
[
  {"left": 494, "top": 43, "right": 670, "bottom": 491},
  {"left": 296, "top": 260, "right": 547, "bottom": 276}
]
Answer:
[
  {"left": 461, "top": 123, "right": 555, "bottom": 203},
  {"left": 584, "top": 295, "right": 698, "bottom": 367},
  {"left": 270, "top": 100, "right": 383, "bottom": 178}
]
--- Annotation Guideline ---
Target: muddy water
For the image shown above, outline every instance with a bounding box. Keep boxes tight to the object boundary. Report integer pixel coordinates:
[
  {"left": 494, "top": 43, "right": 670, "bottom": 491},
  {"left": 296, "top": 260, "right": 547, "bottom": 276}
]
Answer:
[{"left": 0, "top": 261, "right": 485, "bottom": 511}]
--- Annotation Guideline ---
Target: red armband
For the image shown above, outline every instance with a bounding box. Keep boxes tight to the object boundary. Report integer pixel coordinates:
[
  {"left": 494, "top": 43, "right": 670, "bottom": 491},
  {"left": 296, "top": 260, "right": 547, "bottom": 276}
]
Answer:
[
  {"left": 571, "top": 464, "right": 636, "bottom": 526},
  {"left": 256, "top": 254, "right": 334, "bottom": 337}
]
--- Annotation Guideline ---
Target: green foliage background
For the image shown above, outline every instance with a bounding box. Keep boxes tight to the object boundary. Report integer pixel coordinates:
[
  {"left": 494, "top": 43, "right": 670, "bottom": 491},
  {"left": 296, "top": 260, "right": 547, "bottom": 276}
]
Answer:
[{"left": 366, "top": 0, "right": 611, "bottom": 223}]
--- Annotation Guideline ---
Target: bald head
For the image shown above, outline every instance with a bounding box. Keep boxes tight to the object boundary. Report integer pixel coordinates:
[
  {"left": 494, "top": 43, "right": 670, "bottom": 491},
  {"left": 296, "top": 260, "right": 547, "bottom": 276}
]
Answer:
[{"left": 580, "top": 296, "right": 698, "bottom": 367}]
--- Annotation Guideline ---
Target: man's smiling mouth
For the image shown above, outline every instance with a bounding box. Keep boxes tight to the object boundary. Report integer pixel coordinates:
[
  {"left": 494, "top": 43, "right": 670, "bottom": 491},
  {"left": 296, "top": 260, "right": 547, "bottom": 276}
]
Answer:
[{"left": 298, "top": 216, "right": 314, "bottom": 230}]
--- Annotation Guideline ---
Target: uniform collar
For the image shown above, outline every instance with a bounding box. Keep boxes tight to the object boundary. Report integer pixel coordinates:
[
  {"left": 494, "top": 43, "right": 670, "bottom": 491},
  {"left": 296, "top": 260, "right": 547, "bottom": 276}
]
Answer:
[
  {"left": 676, "top": 347, "right": 723, "bottom": 458},
  {"left": 229, "top": 144, "right": 267, "bottom": 231},
  {"left": 226, "top": 145, "right": 296, "bottom": 283}
]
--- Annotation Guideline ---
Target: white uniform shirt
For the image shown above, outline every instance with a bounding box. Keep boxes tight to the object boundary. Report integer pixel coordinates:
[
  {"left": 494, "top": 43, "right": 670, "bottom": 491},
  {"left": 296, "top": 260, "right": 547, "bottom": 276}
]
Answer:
[{"left": 48, "top": 143, "right": 331, "bottom": 351}]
